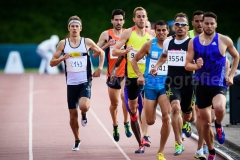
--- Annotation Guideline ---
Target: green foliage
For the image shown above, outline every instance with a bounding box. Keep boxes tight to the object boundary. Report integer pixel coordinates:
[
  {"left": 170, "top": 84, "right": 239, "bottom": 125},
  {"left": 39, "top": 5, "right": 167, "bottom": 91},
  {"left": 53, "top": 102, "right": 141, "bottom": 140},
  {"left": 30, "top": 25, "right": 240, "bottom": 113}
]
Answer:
[{"left": 1, "top": 0, "right": 240, "bottom": 43}]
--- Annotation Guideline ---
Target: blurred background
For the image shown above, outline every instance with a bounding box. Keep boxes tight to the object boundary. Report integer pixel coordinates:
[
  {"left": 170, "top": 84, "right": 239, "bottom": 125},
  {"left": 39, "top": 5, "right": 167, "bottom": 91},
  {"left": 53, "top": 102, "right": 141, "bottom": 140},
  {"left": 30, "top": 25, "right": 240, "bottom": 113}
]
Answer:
[{"left": 0, "top": 0, "right": 240, "bottom": 71}]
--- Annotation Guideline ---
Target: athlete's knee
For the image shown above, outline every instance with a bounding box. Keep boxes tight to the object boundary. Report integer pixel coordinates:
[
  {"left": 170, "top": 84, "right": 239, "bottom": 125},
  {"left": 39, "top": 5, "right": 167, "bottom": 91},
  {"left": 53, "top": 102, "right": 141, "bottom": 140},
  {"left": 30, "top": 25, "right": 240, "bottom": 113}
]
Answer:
[
  {"left": 120, "top": 93, "right": 124, "bottom": 102},
  {"left": 79, "top": 104, "right": 90, "bottom": 112},
  {"left": 171, "top": 104, "right": 181, "bottom": 115},
  {"left": 129, "top": 111, "right": 138, "bottom": 122},
  {"left": 162, "top": 114, "right": 170, "bottom": 124},
  {"left": 110, "top": 101, "right": 119, "bottom": 109},
  {"left": 214, "top": 105, "right": 225, "bottom": 116},
  {"left": 146, "top": 118, "right": 155, "bottom": 125}
]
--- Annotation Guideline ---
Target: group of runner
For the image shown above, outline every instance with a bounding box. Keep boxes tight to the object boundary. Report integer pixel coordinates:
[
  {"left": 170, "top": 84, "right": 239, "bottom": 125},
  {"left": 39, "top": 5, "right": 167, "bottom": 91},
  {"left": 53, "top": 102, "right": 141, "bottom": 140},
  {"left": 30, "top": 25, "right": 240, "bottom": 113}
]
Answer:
[{"left": 50, "top": 6, "right": 239, "bottom": 160}]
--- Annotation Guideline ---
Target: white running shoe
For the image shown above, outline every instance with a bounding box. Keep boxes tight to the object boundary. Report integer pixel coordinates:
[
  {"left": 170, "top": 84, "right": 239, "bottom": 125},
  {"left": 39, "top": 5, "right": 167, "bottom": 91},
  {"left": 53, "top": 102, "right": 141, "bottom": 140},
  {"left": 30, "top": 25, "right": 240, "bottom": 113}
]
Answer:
[
  {"left": 194, "top": 150, "right": 206, "bottom": 160},
  {"left": 81, "top": 114, "right": 87, "bottom": 127},
  {"left": 72, "top": 140, "right": 81, "bottom": 151}
]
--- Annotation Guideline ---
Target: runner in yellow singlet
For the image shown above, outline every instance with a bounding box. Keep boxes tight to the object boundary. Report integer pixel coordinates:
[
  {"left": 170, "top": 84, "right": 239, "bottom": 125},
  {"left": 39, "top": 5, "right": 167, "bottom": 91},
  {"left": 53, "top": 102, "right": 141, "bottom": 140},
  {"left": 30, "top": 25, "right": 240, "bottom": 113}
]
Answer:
[{"left": 112, "top": 7, "right": 153, "bottom": 154}]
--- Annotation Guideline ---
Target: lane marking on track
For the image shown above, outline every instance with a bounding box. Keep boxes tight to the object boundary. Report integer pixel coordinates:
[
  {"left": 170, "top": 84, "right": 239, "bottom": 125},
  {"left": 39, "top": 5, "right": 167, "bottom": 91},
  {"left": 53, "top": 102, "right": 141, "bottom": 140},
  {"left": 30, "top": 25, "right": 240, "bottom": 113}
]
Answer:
[
  {"left": 29, "top": 75, "right": 33, "bottom": 160},
  {"left": 89, "top": 108, "right": 131, "bottom": 160}
]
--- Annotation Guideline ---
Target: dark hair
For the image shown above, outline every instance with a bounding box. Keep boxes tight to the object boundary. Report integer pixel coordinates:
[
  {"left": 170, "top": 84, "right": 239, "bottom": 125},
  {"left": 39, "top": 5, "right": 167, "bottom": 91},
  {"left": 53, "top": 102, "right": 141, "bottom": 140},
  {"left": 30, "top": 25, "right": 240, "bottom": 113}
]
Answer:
[
  {"left": 174, "top": 12, "right": 189, "bottom": 23},
  {"left": 111, "top": 9, "right": 125, "bottom": 20},
  {"left": 192, "top": 10, "right": 204, "bottom": 19},
  {"left": 203, "top": 12, "right": 217, "bottom": 21},
  {"left": 154, "top": 20, "right": 169, "bottom": 30}
]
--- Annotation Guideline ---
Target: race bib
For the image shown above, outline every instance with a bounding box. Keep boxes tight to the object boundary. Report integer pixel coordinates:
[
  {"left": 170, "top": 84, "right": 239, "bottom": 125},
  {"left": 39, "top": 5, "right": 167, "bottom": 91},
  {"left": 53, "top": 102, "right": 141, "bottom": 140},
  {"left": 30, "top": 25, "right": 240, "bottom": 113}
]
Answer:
[
  {"left": 167, "top": 50, "right": 186, "bottom": 66},
  {"left": 66, "top": 58, "right": 86, "bottom": 72},
  {"left": 148, "top": 59, "right": 168, "bottom": 75},
  {"left": 109, "top": 46, "right": 117, "bottom": 59},
  {"left": 109, "top": 45, "right": 125, "bottom": 59},
  {"left": 129, "top": 49, "right": 146, "bottom": 64}
]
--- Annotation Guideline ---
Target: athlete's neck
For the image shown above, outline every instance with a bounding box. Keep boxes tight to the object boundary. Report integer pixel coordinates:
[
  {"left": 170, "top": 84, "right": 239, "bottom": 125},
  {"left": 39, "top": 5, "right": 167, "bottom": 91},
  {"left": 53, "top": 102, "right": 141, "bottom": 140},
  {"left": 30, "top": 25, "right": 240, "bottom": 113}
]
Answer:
[
  {"left": 175, "top": 34, "right": 188, "bottom": 40},
  {"left": 135, "top": 26, "right": 145, "bottom": 36},
  {"left": 157, "top": 39, "right": 164, "bottom": 48},
  {"left": 194, "top": 30, "right": 201, "bottom": 36},
  {"left": 113, "top": 29, "right": 122, "bottom": 37},
  {"left": 203, "top": 32, "right": 215, "bottom": 41},
  {"left": 69, "top": 36, "right": 81, "bottom": 44}
]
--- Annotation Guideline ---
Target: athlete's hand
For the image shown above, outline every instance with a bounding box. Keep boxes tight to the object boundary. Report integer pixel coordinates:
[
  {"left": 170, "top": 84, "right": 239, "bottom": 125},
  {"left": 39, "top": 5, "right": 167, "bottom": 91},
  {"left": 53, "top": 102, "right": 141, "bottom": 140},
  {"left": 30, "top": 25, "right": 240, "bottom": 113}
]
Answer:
[
  {"left": 150, "top": 68, "right": 157, "bottom": 76},
  {"left": 92, "top": 67, "right": 102, "bottom": 77},
  {"left": 125, "top": 45, "right": 133, "bottom": 54},
  {"left": 226, "top": 76, "right": 233, "bottom": 86},
  {"left": 62, "top": 54, "right": 70, "bottom": 60},
  {"left": 196, "top": 57, "right": 203, "bottom": 69},
  {"left": 137, "top": 75, "right": 145, "bottom": 85},
  {"left": 107, "top": 39, "right": 115, "bottom": 46},
  {"left": 109, "top": 74, "right": 117, "bottom": 83}
]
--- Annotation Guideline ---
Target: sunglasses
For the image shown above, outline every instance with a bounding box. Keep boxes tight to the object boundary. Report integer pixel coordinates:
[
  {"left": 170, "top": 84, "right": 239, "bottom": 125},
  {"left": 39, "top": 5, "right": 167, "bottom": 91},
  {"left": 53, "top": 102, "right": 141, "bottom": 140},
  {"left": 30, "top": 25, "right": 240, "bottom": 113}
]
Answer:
[{"left": 174, "top": 22, "right": 188, "bottom": 27}]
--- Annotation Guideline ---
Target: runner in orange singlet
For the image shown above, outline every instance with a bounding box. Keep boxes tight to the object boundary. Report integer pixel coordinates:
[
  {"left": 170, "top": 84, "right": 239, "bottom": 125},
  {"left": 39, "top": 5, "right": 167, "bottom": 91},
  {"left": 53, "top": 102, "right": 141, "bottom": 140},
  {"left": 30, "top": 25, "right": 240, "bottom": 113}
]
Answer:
[{"left": 96, "top": 9, "right": 132, "bottom": 142}]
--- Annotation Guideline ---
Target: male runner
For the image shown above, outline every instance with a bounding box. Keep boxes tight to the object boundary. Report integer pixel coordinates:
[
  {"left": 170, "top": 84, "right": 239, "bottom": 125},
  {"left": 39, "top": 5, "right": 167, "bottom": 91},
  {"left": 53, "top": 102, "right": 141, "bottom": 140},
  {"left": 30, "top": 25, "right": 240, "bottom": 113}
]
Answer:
[
  {"left": 151, "top": 12, "right": 195, "bottom": 156},
  {"left": 50, "top": 15, "right": 105, "bottom": 151},
  {"left": 96, "top": 9, "right": 132, "bottom": 142},
  {"left": 185, "top": 12, "right": 239, "bottom": 160},
  {"left": 112, "top": 6, "right": 153, "bottom": 153},
  {"left": 131, "top": 20, "right": 171, "bottom": 160}
]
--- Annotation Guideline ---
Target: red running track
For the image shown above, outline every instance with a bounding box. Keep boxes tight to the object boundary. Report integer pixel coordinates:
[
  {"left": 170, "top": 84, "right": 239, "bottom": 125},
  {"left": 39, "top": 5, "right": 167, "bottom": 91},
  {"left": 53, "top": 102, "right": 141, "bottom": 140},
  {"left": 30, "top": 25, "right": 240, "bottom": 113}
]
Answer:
[{"left": 0, "top": 73, "right": 225, "bottom": 160}]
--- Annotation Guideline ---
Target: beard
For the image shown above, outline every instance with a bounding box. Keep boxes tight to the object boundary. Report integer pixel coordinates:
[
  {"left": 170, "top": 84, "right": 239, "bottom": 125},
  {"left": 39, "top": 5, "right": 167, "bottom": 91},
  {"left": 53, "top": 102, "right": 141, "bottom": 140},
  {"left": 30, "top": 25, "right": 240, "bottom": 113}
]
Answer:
[
  {"left": 203, "top": 29, "right": 214, "bottom": 36},
  {"left": 114, "top": 25, "right": 122, "bottom": 31}
]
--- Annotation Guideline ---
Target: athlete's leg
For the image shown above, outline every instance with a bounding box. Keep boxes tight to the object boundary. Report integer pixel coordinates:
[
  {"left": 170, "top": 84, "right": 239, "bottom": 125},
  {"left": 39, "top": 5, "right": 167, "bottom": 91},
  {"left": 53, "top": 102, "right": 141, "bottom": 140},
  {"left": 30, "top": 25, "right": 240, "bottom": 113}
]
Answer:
[
  {"left": 213, "top": 94, "right": 226, "bottom": 145},
  {"left": 108, "top": 86, "right": 120, "bottom": 126},
  {"left": 157, "top": 94, "right": 171, "bottom": 154},
  {"left": 213, "top": 94, "right": 226, "bottom": 124},
  {"left": 171, "top": 100, "right": 182, "bottom": 145},
  {"left": 120, "top": 79, "right": 129, "bottom": 123},
  {"left": 195, "top": 105, "right": 204, "bottom": 150},
  {"left": 198, "top": 106, "right": 213, "bottom": 152},
  {"left": 120, "top": 80, "right": 132, "bottom": 138},
  {"left": 69, "top": 108, "right": 80, "bottom": 140},
  {"left": 124, "top": 81, "right": 142, "bottom": 147}
]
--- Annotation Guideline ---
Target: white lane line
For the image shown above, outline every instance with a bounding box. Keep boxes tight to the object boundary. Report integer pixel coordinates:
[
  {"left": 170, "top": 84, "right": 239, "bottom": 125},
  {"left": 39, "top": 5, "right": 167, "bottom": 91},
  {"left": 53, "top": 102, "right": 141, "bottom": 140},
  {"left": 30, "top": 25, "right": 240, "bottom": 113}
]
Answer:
[
  {"left": 156, "top": 109, "right": 234, "bottom": 160},
  {"left": 89, "top": 108, "right": 131, "bottom": 160},
  {"left": 29, "top": 75, "right": 33, "bottom": 160}
]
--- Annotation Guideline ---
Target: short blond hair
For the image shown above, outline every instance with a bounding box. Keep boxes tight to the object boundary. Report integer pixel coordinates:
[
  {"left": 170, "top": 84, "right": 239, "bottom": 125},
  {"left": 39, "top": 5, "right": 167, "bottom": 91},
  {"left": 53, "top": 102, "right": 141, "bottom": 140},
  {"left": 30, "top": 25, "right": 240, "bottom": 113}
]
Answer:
[{"left": 133, "top": 7, "right": 147, "bottom": 17}]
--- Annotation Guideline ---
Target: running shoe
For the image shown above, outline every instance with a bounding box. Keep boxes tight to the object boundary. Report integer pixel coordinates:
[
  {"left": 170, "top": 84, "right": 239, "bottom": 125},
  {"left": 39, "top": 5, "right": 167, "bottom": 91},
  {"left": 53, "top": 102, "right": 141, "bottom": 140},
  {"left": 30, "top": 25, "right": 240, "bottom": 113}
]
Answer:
[
  {"left": 157, "top": 153, "right": 166, "bottom": 160},
  {"left": 215, "top": 126, "right": 225, "bottom": 144},
  {"left": 208, "top": 153, "right": 216, "bottom": 160},
  {"left": 124, "top": 122, "right": 132, "bottom": 138},
  {"left": 72, "top": 140, "right": 81, "bottom": 151},
  {"left": 135, "top": 145, "right": 145, "bottom": 154},
  {"left": 81, "top": 113, "right": 87, "bottom": 127},
  {"left": 182, "top": 122, "right": 192, "bottom": 137},
  {"left": 194, "top": 150, "right": 207, "bottom": 160},
  {"left": 203, "top": 144, "right": 209, "bottom": 154},
  {"left": 174, "top": 141, "right": 185, "bottom": 156},
  {"left": 182, "top": 131, "right": 186, "bottom": 141},
  {"left": 113, "top": 126, "right": 120, "bottom": 142},
  {"left": 142, "top": 135, "right": 151, "bottom": 147}
]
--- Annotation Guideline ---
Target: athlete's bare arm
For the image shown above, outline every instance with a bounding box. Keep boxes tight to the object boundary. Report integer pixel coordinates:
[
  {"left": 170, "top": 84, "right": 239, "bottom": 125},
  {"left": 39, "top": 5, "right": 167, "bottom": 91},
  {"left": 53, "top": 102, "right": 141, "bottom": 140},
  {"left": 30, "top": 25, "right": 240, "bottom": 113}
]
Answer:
[
  {"left": 85, "top": 38, "right": 105, "bottom": 77},
  {"left": 131, "top": 40, "right": 151, "bottom": 77},
  {"left": 112, "top": 28, "right": 133, "bottom": 57},
  {"left": 185, "top": 39, "right": 203, "bottom": 71},
  {"left": 50, "top": 40, "right": 69, "bottom": 67},
  {"left": 220, "top": 35, "right": 240, "bottom": 85}
]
